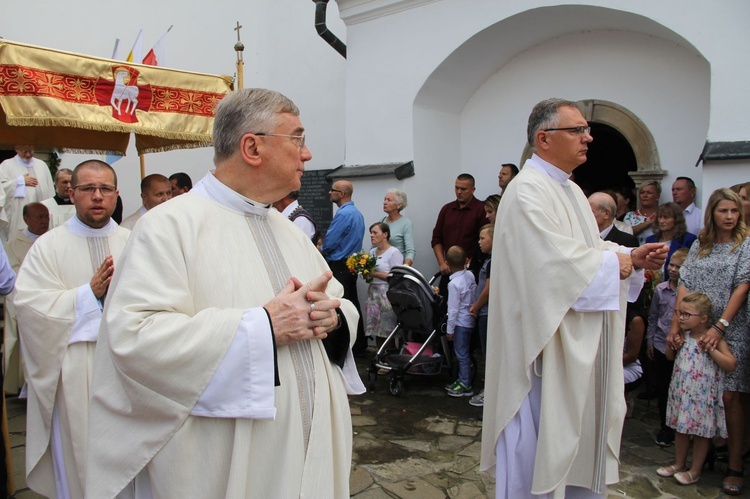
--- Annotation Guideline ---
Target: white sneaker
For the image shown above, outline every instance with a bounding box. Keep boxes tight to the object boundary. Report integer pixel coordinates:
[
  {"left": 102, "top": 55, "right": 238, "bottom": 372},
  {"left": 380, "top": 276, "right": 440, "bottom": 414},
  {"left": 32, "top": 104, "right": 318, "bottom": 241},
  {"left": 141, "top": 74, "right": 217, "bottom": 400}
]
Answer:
[{"left": 469, "top": 389, "right": 484, "bottom": 407}]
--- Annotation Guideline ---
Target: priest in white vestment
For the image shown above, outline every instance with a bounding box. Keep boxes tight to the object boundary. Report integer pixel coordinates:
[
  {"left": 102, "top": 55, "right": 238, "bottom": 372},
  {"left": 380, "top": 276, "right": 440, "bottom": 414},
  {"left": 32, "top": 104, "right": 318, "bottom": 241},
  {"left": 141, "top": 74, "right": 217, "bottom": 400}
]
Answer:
[
  {"left": 480, "top": 99, "right": 668, "bottom": 498},
  {"left": 87, "top": 88, "right": 365, "bottom": 499},
  {"left": 3, "top": 202, "right": 49, "bottom": 395},
  {"left": 14, "top": 160, "right": 129, "bottom": 499},
  {"left": 119, "top": 174, "right": 172, "bottom": 230},
  {"left": 0, "top": 146, "right": 54, "bottom": 243},
  {"left": 40, "top": 168, "right": 76, "bottom": 229}
]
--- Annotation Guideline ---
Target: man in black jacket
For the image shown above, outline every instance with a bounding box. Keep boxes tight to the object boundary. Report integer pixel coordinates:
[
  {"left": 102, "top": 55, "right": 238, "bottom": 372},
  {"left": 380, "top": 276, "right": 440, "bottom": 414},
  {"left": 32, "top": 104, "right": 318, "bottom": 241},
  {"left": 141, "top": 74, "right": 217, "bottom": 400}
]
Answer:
[{"left": 589, "top": 191, "right": 639, "bottom": 248}]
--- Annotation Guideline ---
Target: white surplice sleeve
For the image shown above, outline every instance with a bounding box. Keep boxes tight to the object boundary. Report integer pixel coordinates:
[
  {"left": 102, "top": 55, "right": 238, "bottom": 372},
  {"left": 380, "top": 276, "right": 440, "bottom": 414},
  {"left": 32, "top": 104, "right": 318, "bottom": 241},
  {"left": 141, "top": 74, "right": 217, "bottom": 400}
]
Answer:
[
  {"left": 14, "top": 175, "right": 25, "bottom": 198},
  {"left": 572, "top": 250, "right": 644, "bottom": 312},
  {"left": 191, "top": 307, "right": 276, "bottom": 419},
  {"left": 69, "top": 284, "right": 103, "bottom": 344}
]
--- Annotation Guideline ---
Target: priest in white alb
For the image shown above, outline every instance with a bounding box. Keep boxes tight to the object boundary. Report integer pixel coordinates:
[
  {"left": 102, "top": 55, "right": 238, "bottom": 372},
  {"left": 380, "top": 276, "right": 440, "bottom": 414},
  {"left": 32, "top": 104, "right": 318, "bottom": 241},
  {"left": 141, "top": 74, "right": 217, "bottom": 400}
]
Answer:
[
  {"left": 480, "top": 98, "right": 668, "bottom": 498},
  {"left": 0, "top": 145, "right": 54, "bottom": 242},
  {"left": 40, "top": 168, "right": 76, "bottom": 229},
  {"left": 14, "top": 160, "right": 129, "bottom": 499},
  {"left": 86, "top": 88, "right": 365, "bottom": 499},
  {"left": 3, "top": 202, "right": 49, "bottom": 396}
]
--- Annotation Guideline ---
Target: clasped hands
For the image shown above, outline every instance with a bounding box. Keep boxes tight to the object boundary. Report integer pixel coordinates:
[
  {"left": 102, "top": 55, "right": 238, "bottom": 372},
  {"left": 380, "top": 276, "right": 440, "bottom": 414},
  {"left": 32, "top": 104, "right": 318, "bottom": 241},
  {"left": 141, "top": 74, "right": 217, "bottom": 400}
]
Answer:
[
  {"left": 615, "top": 242, "right": 669, "bottom": 280},
  {"left": 264, "top": 271, "right": 341, "bottom": 346}
]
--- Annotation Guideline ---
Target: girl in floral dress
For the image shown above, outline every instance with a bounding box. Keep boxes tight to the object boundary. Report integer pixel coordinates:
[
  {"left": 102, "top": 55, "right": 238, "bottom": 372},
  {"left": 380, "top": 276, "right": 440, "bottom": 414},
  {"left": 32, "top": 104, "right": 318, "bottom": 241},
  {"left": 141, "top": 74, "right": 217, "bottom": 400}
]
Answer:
[{"left": 657, "top": 292, "right": 736, "bottom": 486}]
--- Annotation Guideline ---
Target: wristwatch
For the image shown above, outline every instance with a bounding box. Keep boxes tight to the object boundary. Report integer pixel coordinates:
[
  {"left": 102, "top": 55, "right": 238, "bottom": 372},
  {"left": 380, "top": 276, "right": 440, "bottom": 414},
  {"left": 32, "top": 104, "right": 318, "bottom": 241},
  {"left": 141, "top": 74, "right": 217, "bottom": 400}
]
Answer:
[{"left": 718, "top": 318, "right": 730, "bottom": 328}]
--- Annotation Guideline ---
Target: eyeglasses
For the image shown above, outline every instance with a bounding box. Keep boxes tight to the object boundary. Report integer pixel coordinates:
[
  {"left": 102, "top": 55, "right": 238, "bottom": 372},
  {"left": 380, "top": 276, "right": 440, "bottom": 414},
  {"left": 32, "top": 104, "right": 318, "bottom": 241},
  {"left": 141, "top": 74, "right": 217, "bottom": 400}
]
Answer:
[
  {"left": 674, "top": 310, "right": 703, "bottom": 319},
  {"left": 72, "top": 185, "right": 117, "bottom": 196},
  {"left": 254, "top": 133, "right": 306, "bottom": 148},
  {"left": 329, "top": 189, "right": 343, "bottom": 194},
  {"left": 543, "top": 126, "right": 591, "bottom": 136}
]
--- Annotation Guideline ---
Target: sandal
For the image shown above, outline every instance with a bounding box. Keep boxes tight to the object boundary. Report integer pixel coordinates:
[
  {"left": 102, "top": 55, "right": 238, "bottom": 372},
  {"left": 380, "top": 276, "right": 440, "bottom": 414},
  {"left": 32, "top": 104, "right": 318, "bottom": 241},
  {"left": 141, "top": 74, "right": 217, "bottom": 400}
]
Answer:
[
  {"left": 656, "top": 464, "right": 685, "bottom": 477},
  {"left": 674, "top": 470, "right": 700, "bottom": 485},
  {"left": 723, "top": 468, "right": 744, "bottom": 496}
]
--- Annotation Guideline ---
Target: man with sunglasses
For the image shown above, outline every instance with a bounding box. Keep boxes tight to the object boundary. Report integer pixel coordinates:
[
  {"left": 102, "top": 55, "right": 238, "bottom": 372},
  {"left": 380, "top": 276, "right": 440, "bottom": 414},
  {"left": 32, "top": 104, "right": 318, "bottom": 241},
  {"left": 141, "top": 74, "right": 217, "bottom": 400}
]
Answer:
[
  {"left": 14, "top": 160, "right": 129, "bottom": 499},
  {"left": 0, "top": 145, "right": 55, "bottom": 243},
  {"left": 87, "top": 88, "right": 365, "bottom": 498},
  {"left": 480, "top": 98, "right": 669, "bottom": 498}
]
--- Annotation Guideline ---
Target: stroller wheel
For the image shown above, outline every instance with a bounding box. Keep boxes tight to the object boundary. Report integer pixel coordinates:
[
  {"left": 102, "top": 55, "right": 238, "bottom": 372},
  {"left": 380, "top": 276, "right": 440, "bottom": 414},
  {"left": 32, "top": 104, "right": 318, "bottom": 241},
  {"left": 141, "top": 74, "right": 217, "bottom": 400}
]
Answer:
[
  {"left": 389, "top": 377, "right": 404, "bottom": 397},
  {"left": 368, "top": 371, "right": 377, "bottom": 391}
]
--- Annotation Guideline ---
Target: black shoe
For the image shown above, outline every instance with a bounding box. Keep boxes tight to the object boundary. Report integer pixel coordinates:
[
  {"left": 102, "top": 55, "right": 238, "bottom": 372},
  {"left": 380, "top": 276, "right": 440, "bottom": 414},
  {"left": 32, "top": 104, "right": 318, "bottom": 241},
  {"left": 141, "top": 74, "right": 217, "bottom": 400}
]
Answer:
[
  {"left": 655, "top": 428, "right": 674, "bottom": 447},
  {"left": 705, "top": 447, "right": 716, "bottom": 471}
]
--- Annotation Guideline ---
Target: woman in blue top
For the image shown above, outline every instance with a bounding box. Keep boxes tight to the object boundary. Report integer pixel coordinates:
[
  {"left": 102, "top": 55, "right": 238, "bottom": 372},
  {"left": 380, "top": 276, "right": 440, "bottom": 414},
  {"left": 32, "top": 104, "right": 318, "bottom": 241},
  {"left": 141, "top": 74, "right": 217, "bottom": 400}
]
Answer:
[
  {"left": 381, "top": 188, "right": 415, "bottom": 266},
  {"left": 646, "top": 202, "right": 697, "bottom": 281}
]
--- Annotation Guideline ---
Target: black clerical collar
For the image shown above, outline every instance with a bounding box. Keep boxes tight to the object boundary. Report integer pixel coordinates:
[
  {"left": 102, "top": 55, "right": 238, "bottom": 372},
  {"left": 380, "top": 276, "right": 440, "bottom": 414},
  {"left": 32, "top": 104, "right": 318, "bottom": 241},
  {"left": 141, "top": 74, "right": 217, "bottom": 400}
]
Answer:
[{"left": 54, "top": 194, "right": 73, "bottom": 205}]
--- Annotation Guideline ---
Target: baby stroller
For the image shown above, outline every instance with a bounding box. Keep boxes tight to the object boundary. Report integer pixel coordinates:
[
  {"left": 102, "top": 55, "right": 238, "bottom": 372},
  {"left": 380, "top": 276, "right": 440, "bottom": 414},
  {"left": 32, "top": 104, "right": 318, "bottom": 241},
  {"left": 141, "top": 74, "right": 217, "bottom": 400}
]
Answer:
[{"left": 367, "top": 265, "right": 452, "bottom": 396}]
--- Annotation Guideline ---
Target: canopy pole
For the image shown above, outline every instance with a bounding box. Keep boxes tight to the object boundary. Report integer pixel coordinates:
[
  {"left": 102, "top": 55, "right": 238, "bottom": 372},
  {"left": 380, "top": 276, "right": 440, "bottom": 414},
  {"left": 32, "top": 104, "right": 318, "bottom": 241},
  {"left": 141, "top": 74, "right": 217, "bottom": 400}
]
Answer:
[
  {"left": 234, "top": 22, "right": 244, "bottom": 90},
  {"left": 139, "top": 154, "right": 146, "bottom": 179},
  {"left": 3, "top": 393, "right": 15, "bottom": 495}
]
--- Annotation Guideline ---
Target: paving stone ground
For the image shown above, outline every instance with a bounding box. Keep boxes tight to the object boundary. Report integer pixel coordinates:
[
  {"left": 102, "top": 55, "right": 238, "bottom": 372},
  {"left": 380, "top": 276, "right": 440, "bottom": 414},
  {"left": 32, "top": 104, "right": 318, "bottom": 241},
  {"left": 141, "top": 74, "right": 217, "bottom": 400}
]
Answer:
[
  {"left": 4, "top": 356, "right": 750, "bottom": 498},
  {"left": 351, "top": 357, "right": 750, "bottom": 498}
]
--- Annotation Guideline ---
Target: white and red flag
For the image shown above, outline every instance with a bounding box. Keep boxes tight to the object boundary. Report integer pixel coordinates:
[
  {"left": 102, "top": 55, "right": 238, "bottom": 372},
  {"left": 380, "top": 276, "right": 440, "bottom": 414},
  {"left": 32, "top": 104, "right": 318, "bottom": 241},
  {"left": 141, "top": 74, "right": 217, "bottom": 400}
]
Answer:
[{"left": 142, "top": 26, "right": 173, "bottom": 67}]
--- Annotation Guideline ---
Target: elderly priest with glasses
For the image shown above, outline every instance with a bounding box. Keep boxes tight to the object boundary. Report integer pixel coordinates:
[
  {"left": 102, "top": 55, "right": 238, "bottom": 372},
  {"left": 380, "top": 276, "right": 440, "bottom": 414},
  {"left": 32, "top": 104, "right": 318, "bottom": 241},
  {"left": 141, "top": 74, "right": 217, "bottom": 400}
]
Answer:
[
  {"left": 14, "top": 160, "right": 129, "bottom": 499},
  {"left": 86, "top": 88, "right": 365, "bottom": 498}
]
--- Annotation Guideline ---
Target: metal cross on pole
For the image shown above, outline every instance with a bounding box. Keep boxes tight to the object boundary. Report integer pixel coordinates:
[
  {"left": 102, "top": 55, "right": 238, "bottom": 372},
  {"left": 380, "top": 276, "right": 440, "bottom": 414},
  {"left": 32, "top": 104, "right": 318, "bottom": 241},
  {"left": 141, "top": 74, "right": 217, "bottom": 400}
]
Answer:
[{"left": 234, "top": 21, "right": 245, "bottom": 90}]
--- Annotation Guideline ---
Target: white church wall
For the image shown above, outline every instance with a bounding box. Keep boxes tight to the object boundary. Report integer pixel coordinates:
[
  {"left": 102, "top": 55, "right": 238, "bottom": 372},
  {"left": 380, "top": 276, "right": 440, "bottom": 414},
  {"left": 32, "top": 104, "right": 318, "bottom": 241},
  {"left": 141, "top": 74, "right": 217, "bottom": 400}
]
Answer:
[
  {"left": 1, "top": 0, "right": 347, "bottom": 214},
  {"left": 340, "top": 0, "right": 750, "bottom": 142},
  {"left": 702, "top": 160, "right": 750, "bottom": 202},
  {"left": 460, "top": 29, "right": 711, "bottom": 206},
  {"left": 338, "top": 0, "right": 747, "bottom": 277},
  {"left": 3, "top": 0, "right": 748, "bottom": 262}
]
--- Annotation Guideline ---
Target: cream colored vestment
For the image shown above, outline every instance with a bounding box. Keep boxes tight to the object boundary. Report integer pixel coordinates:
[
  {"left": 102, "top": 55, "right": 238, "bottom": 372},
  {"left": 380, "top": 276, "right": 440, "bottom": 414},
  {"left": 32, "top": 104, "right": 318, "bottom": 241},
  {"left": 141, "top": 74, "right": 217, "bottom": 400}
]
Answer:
[
  {"left": 87, "top": 173, "right": 363, "bottom": 499},
  {"left": 480, "top": 156, "right": 633, "bottom": 496},
  {"left": 0, "top": 155, "right": 54, "bottom": 242},
  {"left": 119, "top": 205, "right": 146, "bottom": 230},
  {"left": 14, "top": 217, "right": 130, "bottom": 498},
  {"left": 40, "top": 197, "right": 76, "bottom": 229},
  {"left": 3, "top": 229, "right": 35, "bottom": 394}
]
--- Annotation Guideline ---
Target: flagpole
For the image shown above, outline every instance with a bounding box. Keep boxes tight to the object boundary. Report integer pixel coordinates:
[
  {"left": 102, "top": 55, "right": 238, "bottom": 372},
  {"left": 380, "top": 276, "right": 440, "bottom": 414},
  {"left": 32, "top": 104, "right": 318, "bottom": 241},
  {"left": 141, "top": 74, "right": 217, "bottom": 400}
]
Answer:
[
  {"left": 140, "top": 154, "right": 146, "bottom": 180},
  {"left": 111, "top": 38, "right": 120, "bottom": 59},
  {"left": 234, "top": 22, "right": 244, "bottom": 90}
]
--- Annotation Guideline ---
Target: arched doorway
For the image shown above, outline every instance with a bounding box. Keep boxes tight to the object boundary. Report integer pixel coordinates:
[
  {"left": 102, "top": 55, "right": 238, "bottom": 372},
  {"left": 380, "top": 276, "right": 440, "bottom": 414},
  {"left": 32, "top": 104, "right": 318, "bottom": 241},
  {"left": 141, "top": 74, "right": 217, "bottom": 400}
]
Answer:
[{"left": 573, "top": 122, "right": 636, "bottom": 197}]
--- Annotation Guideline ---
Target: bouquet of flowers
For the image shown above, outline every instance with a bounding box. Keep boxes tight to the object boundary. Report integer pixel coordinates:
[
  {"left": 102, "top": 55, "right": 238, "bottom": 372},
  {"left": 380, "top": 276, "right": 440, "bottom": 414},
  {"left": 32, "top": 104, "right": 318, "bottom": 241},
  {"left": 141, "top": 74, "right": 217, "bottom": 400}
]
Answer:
[
  {"left": 346, "top": 252, "right": 377, "bottom": 283},
  {"left": 642, "top": 267, "right": 664, "bottom": 310}
]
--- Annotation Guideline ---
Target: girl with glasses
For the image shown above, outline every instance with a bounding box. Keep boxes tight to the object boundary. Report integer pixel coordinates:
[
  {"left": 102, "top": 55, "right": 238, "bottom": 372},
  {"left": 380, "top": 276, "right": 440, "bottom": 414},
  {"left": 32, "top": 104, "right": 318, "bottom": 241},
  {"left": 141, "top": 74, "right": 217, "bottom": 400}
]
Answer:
[{"left": 658, "top": 293, "right": 735, "bottom": 486}]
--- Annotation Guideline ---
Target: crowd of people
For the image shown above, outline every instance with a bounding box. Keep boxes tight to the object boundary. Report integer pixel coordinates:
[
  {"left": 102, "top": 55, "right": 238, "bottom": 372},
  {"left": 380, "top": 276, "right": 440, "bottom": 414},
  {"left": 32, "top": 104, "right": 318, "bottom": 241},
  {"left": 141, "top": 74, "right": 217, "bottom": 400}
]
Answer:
[
  {"left": 0, "top": 91, "right": 748, "bottom": 498},
  {"left": 583, "top": 171, "right": 750, "bottom": 495},
  {"left": 244, "top": 96, "right": 748, "bottom": 497},
  {"left": 305, "top": 99, "right": 749, "bottom": 497}
]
